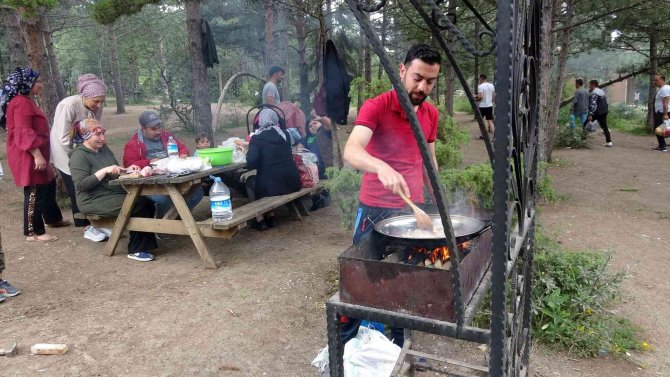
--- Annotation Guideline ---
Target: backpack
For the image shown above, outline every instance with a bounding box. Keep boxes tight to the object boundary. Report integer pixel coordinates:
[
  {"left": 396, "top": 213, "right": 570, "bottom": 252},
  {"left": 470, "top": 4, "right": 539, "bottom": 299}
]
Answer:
[{"left": 595, "top": 94, "right": 608, "bottom": 116}]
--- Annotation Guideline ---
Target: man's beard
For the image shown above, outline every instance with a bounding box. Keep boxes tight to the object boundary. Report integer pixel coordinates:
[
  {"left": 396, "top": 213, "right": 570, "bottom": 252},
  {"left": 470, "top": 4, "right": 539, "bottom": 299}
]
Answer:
[{"left": 409, "top": 90, "right": 427, "bottom": 106}]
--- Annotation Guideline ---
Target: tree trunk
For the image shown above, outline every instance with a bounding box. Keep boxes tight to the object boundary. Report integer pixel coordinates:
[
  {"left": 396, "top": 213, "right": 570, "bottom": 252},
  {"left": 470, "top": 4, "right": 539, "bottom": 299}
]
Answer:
[
  {"left": 544, "top": 1, "right": 573, "bottom": 162},
  {"left": 293, "top": 13, "right": 311, "bottom": 114},
  {"left": 185, "top": 0, "right": 213, "bottom": 138},
  {"left": 537, "top": 0, "right": 557, "bottom": 164},
  {"left": 2, "top": 8, "right": 27, "bottom": 69},
  {"left": 357, "top": 27, "right": 365, "bottom": 111},
  {"left": 377, "top": 2, "right": 389, "bottom": 80},
  {"left": 40, "top": 13, "right": 64, "bottom": 100},
  {"left": 443, "top": 0, "right": 457, "bottom": 115},
  {"left": 108, "top": 25, "right": 126, "bottom": 114},
  {"left": 264, "top": 2, "right": 274, "bottom": 70},
  {"left": 275, "top": 7, "right": 290, "bottom": 101},
  {"left": 646, "top": 33, "right": 658, "bottom": 133},
  {"left": 22, "top": 11, "right": 60, "bottom": 122}
]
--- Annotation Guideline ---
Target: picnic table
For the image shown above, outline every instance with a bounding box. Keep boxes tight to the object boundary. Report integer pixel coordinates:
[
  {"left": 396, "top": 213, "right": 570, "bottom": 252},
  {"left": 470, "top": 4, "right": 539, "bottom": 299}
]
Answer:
[{"left": 86, "top": 163, "right": 324, "bottom": 269}]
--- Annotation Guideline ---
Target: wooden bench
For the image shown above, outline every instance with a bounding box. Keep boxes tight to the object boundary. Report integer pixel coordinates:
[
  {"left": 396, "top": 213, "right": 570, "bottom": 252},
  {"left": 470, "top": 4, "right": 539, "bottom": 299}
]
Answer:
[{"left": 75, "top": 181, "right": 325, "bottom": 268}]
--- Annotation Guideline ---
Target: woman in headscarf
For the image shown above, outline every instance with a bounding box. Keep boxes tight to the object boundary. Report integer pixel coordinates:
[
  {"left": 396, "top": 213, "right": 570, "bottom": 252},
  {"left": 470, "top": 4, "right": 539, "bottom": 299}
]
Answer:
[
  {"left": 50, "top": 73, "right": 108, "bottom": 242},
  {"left": 246, "top": 108, "right": 301, "bottom": 230},
  {"left": 2, "top": 67, "right": 67, "bottom": 242},
  {"left": 68, "top": 119, "right": 157, "bottom": 262}
]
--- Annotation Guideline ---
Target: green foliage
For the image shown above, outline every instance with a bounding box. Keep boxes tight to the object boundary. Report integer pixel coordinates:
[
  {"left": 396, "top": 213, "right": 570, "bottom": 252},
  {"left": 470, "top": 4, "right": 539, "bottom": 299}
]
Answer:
[
  {"left": 434, "top": 110, "right": 469, "bottom": 169},
  {"left": 351, "top": 76, "right": 392, "bottom": 104},
  {"left": 475, "top": 229, "right": 644, "bottom": 357},
  {"left": 439, "top": 163, "right": 493, "bottom": 209},
  {"left": 325, "top": 167, "right": 363, "bottom": 230},
  {"left": 454, "top": 95, "right": 474, "bottom": 114},
  {"left": 537, "top": 162, "right": 559, "bottom": 202},
  {"left": 532, "top": 242, "right": 641, "bottom": 357},
  {"left": 607, "top": 104, "right": 648, "bottom": 136},
  {"left": 555, "top": 125, "right": 588, "bottom": 149},
  {"left": 89, "top": 0, "right": 160, "bottom": 25}
]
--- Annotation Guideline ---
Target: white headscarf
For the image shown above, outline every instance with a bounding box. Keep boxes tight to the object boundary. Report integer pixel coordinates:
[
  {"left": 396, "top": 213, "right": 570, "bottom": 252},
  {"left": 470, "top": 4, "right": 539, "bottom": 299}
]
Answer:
[{"left": 252, "top": 108, "right": 286, "bottom": 141}]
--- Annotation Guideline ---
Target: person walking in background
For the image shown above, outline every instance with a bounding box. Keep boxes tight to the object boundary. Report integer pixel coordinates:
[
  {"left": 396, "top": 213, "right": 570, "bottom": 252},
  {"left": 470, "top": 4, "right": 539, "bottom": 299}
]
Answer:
[
  {"left": 2, "top": 67, "right": 65, "bottom": 242},
  {"left": 50, "top": 73, "right": 108, "bottom": 242},
  {"left": 634, "top": 91, "right": 640, "bottom": 107},
  {"left": 476, "top": 74, "right": 495, "bottom": 137},
  {"left": 570, "top": 78, "right": 589, "bottom": 128},
  {"left": 262, "top": 66, "right": 284, "bottom": 105},
  {"left": 652, "top": 74, "right": 670, "bottom": 152},
  {"left": 587, "top": 80, "right": 612, "bottom": 147},
  {"left": 0, "top": 231, "right": 21, "bottom": 302}
]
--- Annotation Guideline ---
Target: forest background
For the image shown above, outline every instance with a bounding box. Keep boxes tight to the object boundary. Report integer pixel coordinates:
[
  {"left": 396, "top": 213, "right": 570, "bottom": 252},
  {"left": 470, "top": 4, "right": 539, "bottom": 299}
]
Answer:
[{"left": 0, "top": 0, "right": 668, "bottom": 164}]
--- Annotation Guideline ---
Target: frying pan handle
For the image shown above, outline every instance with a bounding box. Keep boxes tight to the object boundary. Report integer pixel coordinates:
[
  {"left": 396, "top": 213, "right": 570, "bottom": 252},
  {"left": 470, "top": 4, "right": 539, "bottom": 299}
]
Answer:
[{"left": 472, "top": 223, "right": 492, "bottom": 238}]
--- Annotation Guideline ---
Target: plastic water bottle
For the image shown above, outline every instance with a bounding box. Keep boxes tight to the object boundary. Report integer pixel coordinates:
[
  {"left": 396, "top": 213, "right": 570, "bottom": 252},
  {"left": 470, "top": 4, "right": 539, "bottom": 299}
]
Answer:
[
  {"left": 167, "top": 136, "right": 178, "bottom": 159},
  {"left": 210, "top": 176, "right": 232, "bottom": 222}
]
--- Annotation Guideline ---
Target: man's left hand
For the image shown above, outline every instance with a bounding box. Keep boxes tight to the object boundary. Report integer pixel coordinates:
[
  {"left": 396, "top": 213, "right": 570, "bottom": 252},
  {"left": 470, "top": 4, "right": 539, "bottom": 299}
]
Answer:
[{"left": 180, "top": 154, "right": 188, "bottom": 159}]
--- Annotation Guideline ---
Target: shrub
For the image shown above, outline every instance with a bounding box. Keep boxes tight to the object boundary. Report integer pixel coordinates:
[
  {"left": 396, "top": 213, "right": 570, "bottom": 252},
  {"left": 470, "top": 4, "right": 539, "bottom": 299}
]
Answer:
[
  {"left": 474, "top": 229, "right": 644, "bottom": 357},
  {"left": 537, "top": 162, "right": 559, "bottom": 202},
  {"left": 440, "top": 163, "right": 493, "bottom": 209},
  {"left": 454, "top": 95, "right": 474, "bottom": 114},
  {"left": 607, "top": 103, "right": 648, "bottom": 136},
  {"left": 435, "top": 111, "right": 470, "bottom": 169},
  {"left": 555, "top": 125, "right": 588, "bottom": 149},
  {"left": 325, "top": 167, "right": 363, "bottom": 230}
]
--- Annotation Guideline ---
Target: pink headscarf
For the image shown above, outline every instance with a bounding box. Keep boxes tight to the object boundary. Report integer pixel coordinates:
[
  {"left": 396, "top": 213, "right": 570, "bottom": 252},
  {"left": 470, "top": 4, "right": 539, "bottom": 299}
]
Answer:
[{"left": 76, "top": 74, "right": 107, "bottom": 99}]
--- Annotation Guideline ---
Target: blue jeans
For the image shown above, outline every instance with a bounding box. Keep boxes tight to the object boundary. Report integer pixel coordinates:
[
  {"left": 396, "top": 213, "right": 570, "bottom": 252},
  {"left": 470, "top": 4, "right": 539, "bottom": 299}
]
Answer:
[
  {"left": 149, "top": 186, "right": 205, "bottom": 218},
  {"left": 343, "top": 203, "right": 406, "bottom": 347},
  {"left": 569, "top": 112, "right": 588, "bottom": 128}
]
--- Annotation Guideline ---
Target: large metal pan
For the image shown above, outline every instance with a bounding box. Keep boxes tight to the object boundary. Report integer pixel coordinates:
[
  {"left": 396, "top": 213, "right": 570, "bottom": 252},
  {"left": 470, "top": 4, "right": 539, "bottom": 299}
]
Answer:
[{"left": 373, "top": 214, "right": 491, "bottom": 250}]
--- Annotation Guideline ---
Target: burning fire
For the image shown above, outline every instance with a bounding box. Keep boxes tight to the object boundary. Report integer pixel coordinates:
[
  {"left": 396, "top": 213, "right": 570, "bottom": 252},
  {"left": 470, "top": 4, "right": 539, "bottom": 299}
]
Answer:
[{"left": 410, "top": 241, "right": 472, "bottom": 268}]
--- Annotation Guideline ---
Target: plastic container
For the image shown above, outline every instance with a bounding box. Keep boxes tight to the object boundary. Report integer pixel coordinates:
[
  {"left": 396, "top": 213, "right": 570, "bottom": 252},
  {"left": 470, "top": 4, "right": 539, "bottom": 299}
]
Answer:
[
  {"left": 210, "top": 176, "right": 232, "bottom": 222},
  {"left": 197, "top": 147, "right": 234, "bottom": 166},
  {"left": 167, "top": 136, "right": 178, "bottom": 158}
]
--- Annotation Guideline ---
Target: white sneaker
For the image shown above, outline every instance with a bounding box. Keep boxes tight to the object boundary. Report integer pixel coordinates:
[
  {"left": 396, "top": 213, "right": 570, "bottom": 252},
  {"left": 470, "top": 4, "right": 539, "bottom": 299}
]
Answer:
[
  {"left": 84, "top": 226, "right": 107, "bottom": 242},
  {"left": 98, "top": 228, "right": 113, "bottom": 237},
  {"left": 604, "top": 142, "right": 613, "bottom": 147}
]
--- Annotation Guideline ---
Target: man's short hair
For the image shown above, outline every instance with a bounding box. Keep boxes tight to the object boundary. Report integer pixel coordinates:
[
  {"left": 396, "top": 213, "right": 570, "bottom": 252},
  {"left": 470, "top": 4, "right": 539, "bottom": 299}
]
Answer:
[
  {"left": 589, "top": 79, "right": 599, "bottom": 86},
  {"left": 576, "top": 78, "right": 583, "bottom": 86},
  {"left": 657, "top": 74, "right": 666, "bottom": 81},
  {"left": 403, "top": 44, "right": 442, "bottom": 67},
  {"left": 269, "top": 66, "right": 284, "bottom": 76},
  {"left": 479, "top": 74, "right": 487, "bottom": 80}
]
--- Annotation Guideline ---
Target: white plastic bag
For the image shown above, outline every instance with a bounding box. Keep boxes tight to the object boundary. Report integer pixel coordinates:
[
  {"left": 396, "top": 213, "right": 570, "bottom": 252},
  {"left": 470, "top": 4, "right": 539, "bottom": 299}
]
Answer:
[
  {"left": 585, "top": 119, "right": 598, "bottom": 133},
  {"left": 311, "top": 326, "right": 401, "bottom": 377},
  {"left": 220, "top": 137, "right": 247, "bottom": 163}
]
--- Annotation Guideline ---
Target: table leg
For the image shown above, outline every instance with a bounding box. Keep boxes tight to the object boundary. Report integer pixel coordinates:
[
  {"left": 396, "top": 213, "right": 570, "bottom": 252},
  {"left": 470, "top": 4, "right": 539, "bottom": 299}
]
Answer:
[
  {"left": 165, "top": 185, "right": 218, "bottom": 269},
  {"left": 106, "top": 185, "right": 142, "bottom": 257},
  {"left": 164, "top": 183, "right": 198, "bottom": 220}
]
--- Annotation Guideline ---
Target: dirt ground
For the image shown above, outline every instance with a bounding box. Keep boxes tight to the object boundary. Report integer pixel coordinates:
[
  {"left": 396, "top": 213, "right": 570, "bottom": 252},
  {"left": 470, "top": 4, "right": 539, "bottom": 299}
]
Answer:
[{"left": 0, "top": 106, "right": 668, "bottom": 376}]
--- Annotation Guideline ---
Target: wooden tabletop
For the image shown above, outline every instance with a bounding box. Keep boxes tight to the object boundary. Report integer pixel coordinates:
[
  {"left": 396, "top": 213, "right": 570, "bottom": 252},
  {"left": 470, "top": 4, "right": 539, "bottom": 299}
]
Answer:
[{"left": 109, "top": 163, "right": 247, "bottom": 186}]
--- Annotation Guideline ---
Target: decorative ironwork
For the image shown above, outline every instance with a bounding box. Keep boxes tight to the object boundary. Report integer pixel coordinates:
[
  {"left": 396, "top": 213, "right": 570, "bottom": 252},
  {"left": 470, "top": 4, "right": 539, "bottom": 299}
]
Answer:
[{"left": 328, "top": 0, "right": 542, "bottom": 375}]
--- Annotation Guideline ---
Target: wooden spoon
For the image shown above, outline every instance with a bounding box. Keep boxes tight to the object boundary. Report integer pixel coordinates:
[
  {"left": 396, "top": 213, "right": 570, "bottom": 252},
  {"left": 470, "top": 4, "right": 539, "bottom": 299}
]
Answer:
[{"left": 398, "top": 191, "right": 434, "bottom": 230}]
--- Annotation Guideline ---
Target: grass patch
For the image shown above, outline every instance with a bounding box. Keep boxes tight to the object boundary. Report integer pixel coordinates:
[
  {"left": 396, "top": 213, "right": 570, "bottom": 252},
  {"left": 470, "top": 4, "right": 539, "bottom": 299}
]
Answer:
[
  {"left": 555, "top": 125, "right": 588, "bottom": 149},
  {"left": 607, "top": 104, "right": 649, "bottom": 136},
  {"left": 475, "top": 228, "right": 645, "bottom": 357},
  {"left": 454, "top": 95, "right": 474, "bottom": 114},
  {"left": 618, "top": 187, "right": 639, "bottom": 192}
]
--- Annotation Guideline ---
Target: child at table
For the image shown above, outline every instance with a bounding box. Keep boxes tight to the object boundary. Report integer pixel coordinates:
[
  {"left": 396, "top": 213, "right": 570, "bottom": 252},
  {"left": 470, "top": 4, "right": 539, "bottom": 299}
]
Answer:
[{"left": 192, "top": 134, "right": 211, "bottom": 157}]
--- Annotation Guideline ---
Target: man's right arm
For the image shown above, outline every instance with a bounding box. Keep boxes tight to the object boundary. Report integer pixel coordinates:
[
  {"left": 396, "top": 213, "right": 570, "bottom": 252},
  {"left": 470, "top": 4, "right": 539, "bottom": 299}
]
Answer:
[{"left": 343, "top": 125, "right": 409, "bottom": 196}]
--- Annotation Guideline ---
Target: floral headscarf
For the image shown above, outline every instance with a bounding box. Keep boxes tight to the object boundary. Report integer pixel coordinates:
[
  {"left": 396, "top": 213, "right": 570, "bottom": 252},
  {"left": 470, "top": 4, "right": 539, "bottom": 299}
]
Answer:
[
  {"left": 0, "top": 67, "right": 40, "bottom": 128},
  {"left": 75, "top": 118, "right": 105, "bottom": 141},
  {"left": 252, "top": 108, "right": 286, "bottom": 141}
]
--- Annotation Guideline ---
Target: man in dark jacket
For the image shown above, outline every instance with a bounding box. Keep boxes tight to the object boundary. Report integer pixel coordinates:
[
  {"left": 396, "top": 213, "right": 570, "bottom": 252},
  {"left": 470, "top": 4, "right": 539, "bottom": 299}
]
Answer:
[
  {"left": 122, "top": 111, "right": 203, "bottom": 218},
  {"left": 587, "top": 80, "right": 612, "bottom": 147}
]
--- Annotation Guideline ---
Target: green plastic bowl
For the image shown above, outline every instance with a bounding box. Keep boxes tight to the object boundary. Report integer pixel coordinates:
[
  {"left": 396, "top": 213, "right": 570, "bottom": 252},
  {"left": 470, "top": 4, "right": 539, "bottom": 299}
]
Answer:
[{"left": 197, "top": 147, "right": 234, "bottom": 166}]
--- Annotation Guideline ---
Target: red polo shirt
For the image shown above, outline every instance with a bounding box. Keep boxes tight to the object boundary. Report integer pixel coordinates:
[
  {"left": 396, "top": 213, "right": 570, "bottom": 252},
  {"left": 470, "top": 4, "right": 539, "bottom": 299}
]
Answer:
[{"left": 355, "top": 90, "right": 439, "bottom": 208}]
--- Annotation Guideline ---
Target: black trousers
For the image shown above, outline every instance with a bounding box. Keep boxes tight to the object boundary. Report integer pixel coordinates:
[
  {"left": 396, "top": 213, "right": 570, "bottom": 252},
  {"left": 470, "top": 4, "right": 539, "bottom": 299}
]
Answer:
[
  {"left": 58, "top": 170, "right": 90, "bottom": 228},
  {"left": 127, "top": 197, "right": 158, "bottom": 254},
  {"left": 23, "top": 180, "right": 63, "bottom": 236},
  {"left": 593, "top": 113, "right": 611, "bottom": 143},
  {"left": 654, "top": 112, "right": 669, "bottom": 149}
]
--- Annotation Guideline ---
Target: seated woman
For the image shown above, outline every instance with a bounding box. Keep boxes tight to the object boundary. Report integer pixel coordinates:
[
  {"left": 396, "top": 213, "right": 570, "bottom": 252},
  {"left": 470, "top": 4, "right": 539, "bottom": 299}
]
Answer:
[
  {"left": 246, "top": 108, "right": 301, "bottom": 230},
  {"left": 68, "top": 118, "right": 158, "bottom": 262}
]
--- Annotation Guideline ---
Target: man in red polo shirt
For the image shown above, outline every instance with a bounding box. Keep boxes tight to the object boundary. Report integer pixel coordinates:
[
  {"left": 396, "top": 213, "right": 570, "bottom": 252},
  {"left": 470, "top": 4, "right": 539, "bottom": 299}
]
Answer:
[
  {"left": 341, "top": 43, "right": 441, "bottom": 346},
  {"left": 344, "top": 43, "right": 440, "bottom": 245}
]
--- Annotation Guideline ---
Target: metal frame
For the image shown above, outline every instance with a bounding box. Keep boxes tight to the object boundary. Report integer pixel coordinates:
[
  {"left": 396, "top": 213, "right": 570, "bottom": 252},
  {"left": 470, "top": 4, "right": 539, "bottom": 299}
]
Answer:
[{"left": 327, "top": 0, "right": 542, "bottom": 375}]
